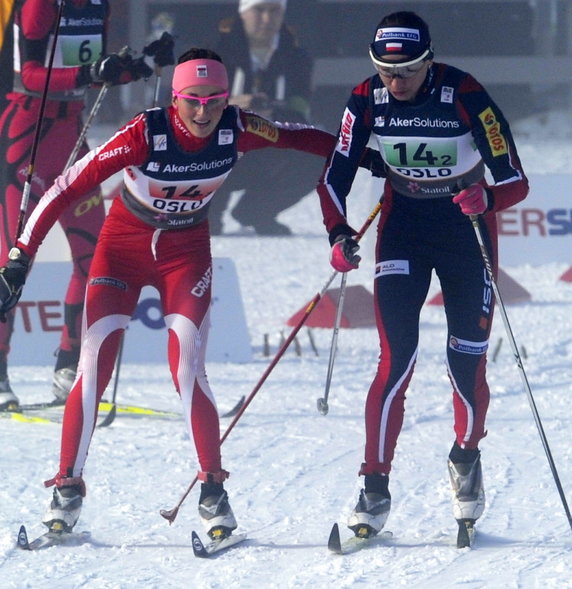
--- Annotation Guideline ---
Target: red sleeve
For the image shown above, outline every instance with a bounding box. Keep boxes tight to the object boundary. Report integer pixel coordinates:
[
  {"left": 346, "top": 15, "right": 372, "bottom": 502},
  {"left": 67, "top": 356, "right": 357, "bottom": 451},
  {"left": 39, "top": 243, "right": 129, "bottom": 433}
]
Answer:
[
  {"left": 20, "top": 0, "right": 57, "bottom": 40},
  {"left": 17, "top": 113, "right": 149, "bottom": 256},
  {"left": 236, "top": 110, "right": 336, "bottom": 157}
]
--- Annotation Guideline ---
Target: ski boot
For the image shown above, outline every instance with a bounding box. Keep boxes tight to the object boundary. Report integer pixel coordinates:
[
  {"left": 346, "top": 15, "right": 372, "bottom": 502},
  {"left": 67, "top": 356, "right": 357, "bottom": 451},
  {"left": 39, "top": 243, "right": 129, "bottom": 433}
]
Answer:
[
  {"left": 0, "top": 377, "right": 20, "bottom": 411},
  {"left": 51, "top": 367, "right": 77, "bottom": 402},
  {"left": 198, "top": 480, "right": 237, "bottom": 541},
  {"left": 43, "top": 476, "right": 85, "bottom": 533},
  {"left": 347, "top": 473, "right": 391, "bottom": 538},
  {"left": 51, "top": 347, "right": 80, "bottom": 402},
  {"left": 448, "top": 443, "right": 485, "bottom": 547}
]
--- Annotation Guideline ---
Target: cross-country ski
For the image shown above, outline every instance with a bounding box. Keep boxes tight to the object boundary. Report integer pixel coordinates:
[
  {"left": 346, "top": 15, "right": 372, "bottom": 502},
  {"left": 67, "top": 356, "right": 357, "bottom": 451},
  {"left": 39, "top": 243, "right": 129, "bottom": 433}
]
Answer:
[
  {"left": 191, "top": 530, "right": 247, "bottom": 558},
  {"left": 327, "top": 523, "right": 393, "bottom": 555},
  {"left": 1, "top": 396, "right": 245, "bottom": 423},
  {"left": 16, "top": 524, "right": 92, "bottom": 551}
]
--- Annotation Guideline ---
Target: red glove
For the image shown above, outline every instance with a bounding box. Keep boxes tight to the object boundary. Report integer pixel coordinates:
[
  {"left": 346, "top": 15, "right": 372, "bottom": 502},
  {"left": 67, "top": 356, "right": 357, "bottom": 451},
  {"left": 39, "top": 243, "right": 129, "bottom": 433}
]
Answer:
[
  {"left": 330, "top": 235, "right": 361, "bottom": 272},
  {"left": 452, "top": 184, "right": 488, "bottom": 215}
]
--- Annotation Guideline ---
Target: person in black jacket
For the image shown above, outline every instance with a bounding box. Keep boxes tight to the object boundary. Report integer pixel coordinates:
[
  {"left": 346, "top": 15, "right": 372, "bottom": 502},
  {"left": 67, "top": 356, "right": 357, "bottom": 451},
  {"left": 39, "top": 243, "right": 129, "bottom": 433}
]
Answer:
[{"left": 209, "top": 0, "right": 323, "bottom": 236}]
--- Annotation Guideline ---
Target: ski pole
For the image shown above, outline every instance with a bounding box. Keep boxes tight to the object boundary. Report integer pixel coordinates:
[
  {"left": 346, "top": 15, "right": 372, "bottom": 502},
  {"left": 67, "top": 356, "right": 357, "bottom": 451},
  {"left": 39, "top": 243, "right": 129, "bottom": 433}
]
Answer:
[
  {"left": 318, "top": 199, "right": 384, "bottom": 415},
  {"left": 63, "top": 83, "right": 109, "bottom": 172},
  {"left": 64, "top": 45, "right": 137, "bottom": 171},
  {"left": 14, "top": 0, "right": 66, "bottom": 241},
  {"left": 143, "top": 31, "right": 175, "bottom": 108},
  {"left": 316, "top": 271, "right": 348, "bottom": 415},
  {"left": 152, "top": 66, "right": 162, "bottom": 107},
  {"left": 159, "top": 200, "right": 383, "bottom": 524},
  {"left": 470, "top": 214, "right": 572, "bottom": 531}
]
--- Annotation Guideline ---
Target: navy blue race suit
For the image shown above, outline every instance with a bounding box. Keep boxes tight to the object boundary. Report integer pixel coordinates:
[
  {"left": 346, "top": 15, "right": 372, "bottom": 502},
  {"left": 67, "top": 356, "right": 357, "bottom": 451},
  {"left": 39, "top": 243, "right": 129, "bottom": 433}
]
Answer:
[{"left": 317, "top": 62, "right": 529, "bottom": 476}]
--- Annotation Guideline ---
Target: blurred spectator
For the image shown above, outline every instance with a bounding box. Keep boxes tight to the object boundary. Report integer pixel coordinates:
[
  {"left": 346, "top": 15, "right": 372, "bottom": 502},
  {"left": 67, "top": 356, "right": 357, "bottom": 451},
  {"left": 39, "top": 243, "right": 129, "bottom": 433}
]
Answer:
[
  {"left": 209, "top": 0, "right": 323, "bottom": 236},
  {"left": 0, "top": 0, "right": 150, "bottom": 410}
]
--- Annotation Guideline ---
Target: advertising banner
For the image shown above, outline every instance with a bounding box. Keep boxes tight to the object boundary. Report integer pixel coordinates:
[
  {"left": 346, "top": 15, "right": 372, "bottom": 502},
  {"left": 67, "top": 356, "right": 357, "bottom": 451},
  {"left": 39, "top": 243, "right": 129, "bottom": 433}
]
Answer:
[
  {"left": 10, "top": 258, "right": 252, "bottom": 366},
  {"left": 498, "top": 174, "right": 572, "bottom": 266}
]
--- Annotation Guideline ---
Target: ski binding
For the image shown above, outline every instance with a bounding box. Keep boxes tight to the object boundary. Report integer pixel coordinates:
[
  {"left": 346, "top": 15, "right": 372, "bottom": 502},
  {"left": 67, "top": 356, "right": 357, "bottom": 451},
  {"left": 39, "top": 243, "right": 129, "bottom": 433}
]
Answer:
[
  {"left": 456, "top": 518, "right": 476, "bottom": 548},
  {"left": 191, "top": 530, "right": 247, "bottom": 558},
  {"left": 328, "top": 522, "right": 393, "bottom": 555}
]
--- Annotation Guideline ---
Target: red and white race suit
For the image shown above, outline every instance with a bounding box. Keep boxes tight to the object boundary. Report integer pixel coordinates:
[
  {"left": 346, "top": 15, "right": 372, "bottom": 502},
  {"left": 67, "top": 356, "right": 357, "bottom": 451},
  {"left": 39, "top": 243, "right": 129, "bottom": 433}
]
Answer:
[{"left": 17, "top": 104, "right": 336, "bottom": 481}]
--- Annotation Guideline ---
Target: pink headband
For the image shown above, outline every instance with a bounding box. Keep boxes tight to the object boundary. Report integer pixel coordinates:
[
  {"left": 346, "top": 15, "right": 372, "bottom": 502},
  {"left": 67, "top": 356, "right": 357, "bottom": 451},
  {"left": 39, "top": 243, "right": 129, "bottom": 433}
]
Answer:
[{"left": 172, "top": 59, "right": 229, "bottom": 93}]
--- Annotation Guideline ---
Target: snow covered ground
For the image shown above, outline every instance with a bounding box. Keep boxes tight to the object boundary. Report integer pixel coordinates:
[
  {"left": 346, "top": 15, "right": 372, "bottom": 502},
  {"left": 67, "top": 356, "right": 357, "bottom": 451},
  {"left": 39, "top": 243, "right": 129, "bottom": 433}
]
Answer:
[{"left": 1, "top": 110, "right": 572, "bottom": 588}]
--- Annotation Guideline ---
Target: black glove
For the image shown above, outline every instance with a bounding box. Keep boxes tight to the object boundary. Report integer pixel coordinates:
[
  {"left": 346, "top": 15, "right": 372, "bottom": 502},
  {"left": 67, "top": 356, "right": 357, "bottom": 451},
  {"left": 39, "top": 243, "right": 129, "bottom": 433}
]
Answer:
[
  {"left": 359, "top": 148, "right": 387, "bottom": 178},
  {"left": 328, "top": 223, "right": 356, "bottom": 246},
  {"left": 89, "top": 52, "right": 153, "bottom": 86},
  {"left": 130, "top": 55, "right": 155, "bottom": 81},
  {"left": 0, "top": 248, "right": 30, "bottom": 322},
  {"left": 143, "top": 32, "right": 176, "bottom": 68}
]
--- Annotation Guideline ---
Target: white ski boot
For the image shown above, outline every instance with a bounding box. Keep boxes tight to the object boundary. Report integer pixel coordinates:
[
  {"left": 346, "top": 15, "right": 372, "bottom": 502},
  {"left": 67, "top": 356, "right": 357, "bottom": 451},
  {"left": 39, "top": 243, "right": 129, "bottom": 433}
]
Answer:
[
  {"left": 0, "top": 378, "right": 19, "bottom": 411},
  {"left": 198, "top": 483, "right": 237, "bottom": 540},
  {"left": 43, "top": 479, "right": 85, "bottom": 533},
  {"left": 448, "top": 453, "right": 485, "bottom": 521},
  {"left": 347, "top": 473, "right": 391, "bottom": 538},
  {"left": 51, "top": 367, "right": 77, "bottom": 402},
  {"left": 448, "top": 446, "right": 485, "bottom": 547}
]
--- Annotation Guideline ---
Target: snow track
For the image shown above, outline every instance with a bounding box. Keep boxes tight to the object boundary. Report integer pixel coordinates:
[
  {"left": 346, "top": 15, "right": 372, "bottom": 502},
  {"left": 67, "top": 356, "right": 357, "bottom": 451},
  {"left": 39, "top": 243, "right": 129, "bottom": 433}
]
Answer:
[{"left": 2, "top": 136, "right": 572, "bottom": 586}]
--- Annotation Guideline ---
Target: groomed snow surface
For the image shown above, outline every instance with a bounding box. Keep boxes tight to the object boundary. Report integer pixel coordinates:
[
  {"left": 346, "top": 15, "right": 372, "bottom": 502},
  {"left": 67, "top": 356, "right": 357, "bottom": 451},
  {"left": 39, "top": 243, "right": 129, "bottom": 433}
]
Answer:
[{"left": 1, "top": 111, "right": 572, "bottom": 588}]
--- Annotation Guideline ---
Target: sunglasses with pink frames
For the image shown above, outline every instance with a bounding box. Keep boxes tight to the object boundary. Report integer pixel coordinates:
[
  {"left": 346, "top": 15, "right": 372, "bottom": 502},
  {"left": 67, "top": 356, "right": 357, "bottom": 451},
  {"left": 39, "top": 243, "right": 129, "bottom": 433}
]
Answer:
[{"left": 173, "top": 90, "right": 229, "bottom": 109}]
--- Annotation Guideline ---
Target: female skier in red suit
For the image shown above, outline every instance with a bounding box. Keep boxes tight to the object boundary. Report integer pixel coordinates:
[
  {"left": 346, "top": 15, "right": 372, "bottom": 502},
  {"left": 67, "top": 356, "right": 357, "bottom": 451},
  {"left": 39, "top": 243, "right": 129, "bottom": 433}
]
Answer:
[{"left": 0, "top": 47, "right": 381, "bottom": 540}]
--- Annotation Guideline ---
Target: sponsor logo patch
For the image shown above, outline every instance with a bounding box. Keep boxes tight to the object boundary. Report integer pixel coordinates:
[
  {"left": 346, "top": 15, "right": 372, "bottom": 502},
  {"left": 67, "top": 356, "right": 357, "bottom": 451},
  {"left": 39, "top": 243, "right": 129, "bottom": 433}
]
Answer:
[
  {"left": 153, "top": 134, "right": 167, "bottom": 151},
  {"left": 376, "top": 27, "right": 420, "bottom": 43},
  {"left": 441, "top": 86, "right": 454, "bottom": 104},
  {"left": 387, "top": 116, "right": 460, "bottom": 129},
  {"left": 219, "top": 129, "right": 233, "bottom": 145},
  {"left": 98, "top": 146, "right": 126, "bottom": 161},
  {"left": 373, "top": 87, "right": 386, "bottom": 105},
  {"left": 246, "top": 116, "right": 279, "bottom": 142},
  {"left": 90, "top": 276, "right": 127, "bottom": 290},
  {"left": 336, "top": 108, "right": 355, "bottom": 156},
  {"left": 375, "top": 259, "right": 410, "bottom": 277},
  {"left": 449, "top": 335, "right": 488, "bottom": 355},
  {"left": 478, "top": 107, "right": 508, "bottom": 156},
  {"left": 191, "top": 266, "right": 213, "bottom": 297}
]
